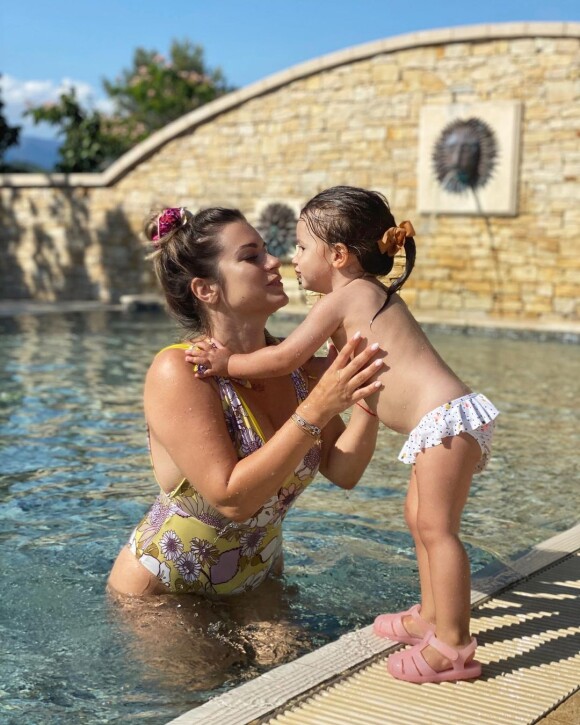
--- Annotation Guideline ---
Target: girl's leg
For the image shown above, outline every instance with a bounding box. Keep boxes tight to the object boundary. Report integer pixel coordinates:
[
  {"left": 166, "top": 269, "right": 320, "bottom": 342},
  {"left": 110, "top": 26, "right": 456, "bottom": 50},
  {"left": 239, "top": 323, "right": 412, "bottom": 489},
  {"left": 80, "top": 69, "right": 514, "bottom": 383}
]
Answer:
[
  {"left": 402, "top": 467, "right": 435, "bottom": 634},
  {"left": 413, "top": 432, "right": 481, "bottom": 669}
]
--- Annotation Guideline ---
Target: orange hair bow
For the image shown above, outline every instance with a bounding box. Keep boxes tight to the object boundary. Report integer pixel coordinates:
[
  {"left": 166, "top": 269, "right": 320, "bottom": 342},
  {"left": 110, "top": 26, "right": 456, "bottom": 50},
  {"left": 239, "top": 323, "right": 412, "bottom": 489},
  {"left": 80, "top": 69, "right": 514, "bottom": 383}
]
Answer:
[{"left": 378, "top": 220, "right": 416, "bottom": 256}]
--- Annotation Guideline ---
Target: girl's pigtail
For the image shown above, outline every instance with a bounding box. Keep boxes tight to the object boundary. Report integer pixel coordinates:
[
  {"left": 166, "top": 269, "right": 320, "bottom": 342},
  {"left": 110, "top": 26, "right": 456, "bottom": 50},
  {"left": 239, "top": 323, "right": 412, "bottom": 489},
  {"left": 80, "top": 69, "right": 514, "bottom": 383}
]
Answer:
[
  {"left": 370, "top": 235, "right": 416, "bottom": 326},
  {"left": 385, "top": 236, "right": 416, "bottom": 298}
]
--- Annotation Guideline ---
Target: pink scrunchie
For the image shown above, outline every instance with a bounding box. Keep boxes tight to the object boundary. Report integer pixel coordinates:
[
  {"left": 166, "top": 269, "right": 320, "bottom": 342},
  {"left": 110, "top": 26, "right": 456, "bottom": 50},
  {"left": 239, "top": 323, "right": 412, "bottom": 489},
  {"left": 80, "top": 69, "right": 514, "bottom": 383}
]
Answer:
[{"left": 152, "top": 207, "right": 184, "bottom": 242}]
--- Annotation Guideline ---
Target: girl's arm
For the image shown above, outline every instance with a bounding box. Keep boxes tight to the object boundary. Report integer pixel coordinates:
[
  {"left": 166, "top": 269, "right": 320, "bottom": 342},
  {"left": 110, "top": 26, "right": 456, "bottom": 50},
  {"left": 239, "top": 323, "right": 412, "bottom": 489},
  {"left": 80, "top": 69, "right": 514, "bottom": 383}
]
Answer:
[
  {"left": 318, "top": 402, "right": 380, "bottom": 489},
  {"left": 146, "top": 335, "right": 382, "bottom": 522},
  {"left": 187, "top": 293, "right": 344, "bottom": 379},
  {"left": 302, "top": 353, "right": 381, "bottom": 489}
]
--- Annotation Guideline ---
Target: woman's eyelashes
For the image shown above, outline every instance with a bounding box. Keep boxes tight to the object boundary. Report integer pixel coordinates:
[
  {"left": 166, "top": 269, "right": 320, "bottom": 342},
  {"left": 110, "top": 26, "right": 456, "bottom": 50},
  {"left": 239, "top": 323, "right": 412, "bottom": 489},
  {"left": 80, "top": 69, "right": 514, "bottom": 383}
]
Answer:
[{"left": 243, "top": 245, "right": 269, "bottom": 263}]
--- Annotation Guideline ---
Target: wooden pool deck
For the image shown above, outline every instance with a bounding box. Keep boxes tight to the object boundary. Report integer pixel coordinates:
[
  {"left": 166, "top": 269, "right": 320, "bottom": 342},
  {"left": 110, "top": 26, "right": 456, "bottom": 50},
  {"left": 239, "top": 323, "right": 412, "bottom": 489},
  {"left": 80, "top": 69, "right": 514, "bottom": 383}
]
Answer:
[{"left": 168, "top": 524, "right": 580, "bottom": 725}]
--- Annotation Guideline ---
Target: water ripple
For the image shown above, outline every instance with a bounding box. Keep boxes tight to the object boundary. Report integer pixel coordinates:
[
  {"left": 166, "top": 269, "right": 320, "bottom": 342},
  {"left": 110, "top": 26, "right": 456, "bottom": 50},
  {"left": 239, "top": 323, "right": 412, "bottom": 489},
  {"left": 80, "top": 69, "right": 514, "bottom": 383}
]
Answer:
[{"left": 0, "top": 310, "right": 578, "bottom": 723}]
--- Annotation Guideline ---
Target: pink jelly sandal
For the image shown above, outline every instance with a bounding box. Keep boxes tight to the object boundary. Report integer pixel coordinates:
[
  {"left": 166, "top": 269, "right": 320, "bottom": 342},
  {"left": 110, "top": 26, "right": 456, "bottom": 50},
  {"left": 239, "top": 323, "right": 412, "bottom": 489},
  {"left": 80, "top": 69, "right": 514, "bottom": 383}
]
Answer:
[
  {"left": 373, "top": 604, "right": 434, "bottom": 645},
  {"left": 387, "top": 631, "right": 482, "bottom": 683}
]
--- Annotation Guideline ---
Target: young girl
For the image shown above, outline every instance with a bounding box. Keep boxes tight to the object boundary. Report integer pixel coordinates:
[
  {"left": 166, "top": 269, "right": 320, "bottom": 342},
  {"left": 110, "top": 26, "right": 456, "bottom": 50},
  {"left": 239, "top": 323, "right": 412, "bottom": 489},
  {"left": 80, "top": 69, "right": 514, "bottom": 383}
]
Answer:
[{"left": 186, "top": 186, "right": 499, "bottom": 683}]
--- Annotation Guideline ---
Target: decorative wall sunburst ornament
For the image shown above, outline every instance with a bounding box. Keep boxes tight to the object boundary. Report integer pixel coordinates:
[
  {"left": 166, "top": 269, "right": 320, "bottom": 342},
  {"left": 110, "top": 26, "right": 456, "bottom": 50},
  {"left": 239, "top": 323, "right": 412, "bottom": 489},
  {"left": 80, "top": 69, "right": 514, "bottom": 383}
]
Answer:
[
  {"left": 418, "top": 102, "right": 521, "bottom": 215},
  {"left": 432, "top": 117, "right": 498, "bottom": 194},
  {"left": 256, "top": 203, "right": 297, "bottom": 260}
]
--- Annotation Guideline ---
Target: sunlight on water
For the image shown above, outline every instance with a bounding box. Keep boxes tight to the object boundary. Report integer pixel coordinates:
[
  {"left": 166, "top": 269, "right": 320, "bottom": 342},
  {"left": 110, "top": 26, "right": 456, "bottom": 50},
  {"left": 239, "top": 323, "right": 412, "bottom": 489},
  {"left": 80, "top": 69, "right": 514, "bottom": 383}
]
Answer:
[{"left": 0, "top": 310, "right": 578, "bottom": 723}]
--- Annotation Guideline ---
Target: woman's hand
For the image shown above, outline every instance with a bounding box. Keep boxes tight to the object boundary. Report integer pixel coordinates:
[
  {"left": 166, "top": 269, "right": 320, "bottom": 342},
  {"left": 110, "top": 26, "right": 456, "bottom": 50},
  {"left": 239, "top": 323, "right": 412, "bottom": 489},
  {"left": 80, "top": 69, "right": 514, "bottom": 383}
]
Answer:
[
  {"left": 298, "top": 333, "right": 383, "bottom": 428},
  {"left": 185, "top": 338, "right": 232, "bottom": 377}
]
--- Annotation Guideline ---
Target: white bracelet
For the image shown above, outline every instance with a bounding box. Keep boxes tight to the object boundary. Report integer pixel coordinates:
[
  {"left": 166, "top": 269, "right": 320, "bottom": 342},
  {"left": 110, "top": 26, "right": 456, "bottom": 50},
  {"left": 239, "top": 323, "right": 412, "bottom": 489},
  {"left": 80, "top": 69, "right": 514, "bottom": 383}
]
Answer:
[{"left": 291, "top": 413, "right": 322, "bottom": 440}]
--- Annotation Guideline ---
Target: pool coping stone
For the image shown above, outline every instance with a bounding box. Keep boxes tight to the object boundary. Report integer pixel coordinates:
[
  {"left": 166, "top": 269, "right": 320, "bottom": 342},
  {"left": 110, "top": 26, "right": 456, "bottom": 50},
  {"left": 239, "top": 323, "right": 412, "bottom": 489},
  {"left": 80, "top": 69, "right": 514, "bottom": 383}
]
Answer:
[
  {"left": 166, "top": 522, "right": 580, "bottom": 725},
  {"left": 0, "top": 298, "right": 578, "bottom": 343}
]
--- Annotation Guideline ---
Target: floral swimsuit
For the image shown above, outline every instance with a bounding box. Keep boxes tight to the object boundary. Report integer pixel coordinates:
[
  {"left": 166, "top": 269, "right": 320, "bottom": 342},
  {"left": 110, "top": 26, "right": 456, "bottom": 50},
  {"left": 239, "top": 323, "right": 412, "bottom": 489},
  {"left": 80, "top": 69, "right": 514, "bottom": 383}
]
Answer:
[{"left": 129, "top": 343, "right": 320, "bottom": 596}]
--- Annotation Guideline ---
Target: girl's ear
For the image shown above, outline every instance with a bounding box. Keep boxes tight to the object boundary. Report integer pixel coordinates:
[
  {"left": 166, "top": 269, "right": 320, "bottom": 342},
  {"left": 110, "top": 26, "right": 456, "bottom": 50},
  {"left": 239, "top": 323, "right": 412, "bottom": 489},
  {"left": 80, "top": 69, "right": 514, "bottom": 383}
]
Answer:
[
  {"left": 330, "top": 242, "right": 351, "bottom": 269},
  {"left": 190, "top": 277, "right": 219, "bottom": 304}
]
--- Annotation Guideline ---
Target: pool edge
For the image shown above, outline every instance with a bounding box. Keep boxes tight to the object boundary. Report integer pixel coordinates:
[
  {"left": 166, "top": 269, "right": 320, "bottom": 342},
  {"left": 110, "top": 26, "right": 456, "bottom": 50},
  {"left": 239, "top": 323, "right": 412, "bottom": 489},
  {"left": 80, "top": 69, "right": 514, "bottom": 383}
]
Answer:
[
  {"left": 0, "top": 299, "right": 578, "bottom": 343},
  {"left": 166, "top": 522, "right": 580, "bottom": 725}
]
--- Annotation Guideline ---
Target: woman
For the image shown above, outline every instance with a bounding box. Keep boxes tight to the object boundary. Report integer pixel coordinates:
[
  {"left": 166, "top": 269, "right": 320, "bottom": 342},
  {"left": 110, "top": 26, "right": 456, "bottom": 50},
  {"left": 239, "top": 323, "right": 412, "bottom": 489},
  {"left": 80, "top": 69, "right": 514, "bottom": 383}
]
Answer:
[{"left": 108, "top": 206, "right": 382, "bottom": 597}]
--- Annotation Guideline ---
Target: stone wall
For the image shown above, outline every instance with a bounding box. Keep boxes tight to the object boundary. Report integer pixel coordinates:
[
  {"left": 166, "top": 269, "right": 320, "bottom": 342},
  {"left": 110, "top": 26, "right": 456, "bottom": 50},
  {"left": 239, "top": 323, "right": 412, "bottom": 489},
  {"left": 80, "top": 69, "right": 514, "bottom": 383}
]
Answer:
[{"left": 1, "top": 23, "right": 578, "bottom": 323}]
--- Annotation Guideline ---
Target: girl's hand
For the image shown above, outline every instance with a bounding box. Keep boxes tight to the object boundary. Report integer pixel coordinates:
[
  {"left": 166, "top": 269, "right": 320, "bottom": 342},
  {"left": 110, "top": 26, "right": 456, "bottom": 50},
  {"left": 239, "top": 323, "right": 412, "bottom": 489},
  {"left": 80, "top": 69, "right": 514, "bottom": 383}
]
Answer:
[
  {"left": 317, "top": 342, "right": 339, "bottom": 374},
  {"left": 185, "top": 338, "right": 232, "bottom": 377},
  {"left": 301, "top": 343, "right": 336, "bottom": 383},
  {"left": 298, "top": 333, "right": 383, "bottom": 426}
]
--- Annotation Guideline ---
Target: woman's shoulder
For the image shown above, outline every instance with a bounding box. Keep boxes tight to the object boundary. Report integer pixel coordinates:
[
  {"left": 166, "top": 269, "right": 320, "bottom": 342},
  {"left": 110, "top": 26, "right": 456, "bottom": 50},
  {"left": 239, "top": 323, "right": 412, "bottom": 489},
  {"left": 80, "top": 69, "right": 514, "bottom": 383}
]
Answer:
[
  {"left": 146, "top": 345, "right": 214, "bottom": 399},
  {"left": 150, "top": 344, "right": 190, "bottom": 371},
  {"left": 157, "top": 342, "right": 191, "bottom": 354}
]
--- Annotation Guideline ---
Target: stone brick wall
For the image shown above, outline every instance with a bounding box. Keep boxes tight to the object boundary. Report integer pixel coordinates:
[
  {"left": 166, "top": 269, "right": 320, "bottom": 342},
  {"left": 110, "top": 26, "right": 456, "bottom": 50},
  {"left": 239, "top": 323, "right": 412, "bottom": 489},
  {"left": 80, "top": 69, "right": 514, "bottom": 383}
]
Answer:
[{"left": 1, "top": 23, "right": 578, "bottom": 323}]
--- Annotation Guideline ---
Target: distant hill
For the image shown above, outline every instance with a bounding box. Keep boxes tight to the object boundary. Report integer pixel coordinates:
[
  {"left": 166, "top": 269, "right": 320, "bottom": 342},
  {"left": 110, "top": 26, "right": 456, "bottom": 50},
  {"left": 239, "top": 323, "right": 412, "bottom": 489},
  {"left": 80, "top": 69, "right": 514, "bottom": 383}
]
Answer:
[{"left": 5, "top": 136, "right": 61, "bottom": 172}]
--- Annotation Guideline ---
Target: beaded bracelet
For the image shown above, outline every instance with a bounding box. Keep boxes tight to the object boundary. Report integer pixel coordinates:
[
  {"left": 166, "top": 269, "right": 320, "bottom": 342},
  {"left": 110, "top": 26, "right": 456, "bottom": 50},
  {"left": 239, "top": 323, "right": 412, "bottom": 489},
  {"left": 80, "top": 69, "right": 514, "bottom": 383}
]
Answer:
[{"left": 291, "top": 413, "right": 322, "bottom": 440}]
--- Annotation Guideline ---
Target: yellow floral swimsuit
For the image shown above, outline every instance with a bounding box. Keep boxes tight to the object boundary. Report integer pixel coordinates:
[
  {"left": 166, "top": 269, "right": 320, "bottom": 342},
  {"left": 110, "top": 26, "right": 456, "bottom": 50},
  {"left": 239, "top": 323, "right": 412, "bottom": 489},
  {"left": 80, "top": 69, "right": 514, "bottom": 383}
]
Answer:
[{"left": 129, "top": 344, "right": 320, "bottom": 596}]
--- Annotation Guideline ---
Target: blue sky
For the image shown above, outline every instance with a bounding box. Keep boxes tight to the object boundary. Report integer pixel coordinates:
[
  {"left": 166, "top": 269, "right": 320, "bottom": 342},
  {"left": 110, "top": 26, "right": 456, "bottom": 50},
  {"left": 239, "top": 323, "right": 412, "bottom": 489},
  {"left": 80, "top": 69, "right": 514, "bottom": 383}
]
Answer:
[{"left": 1, "top": 0, "right": 578, "bottom": 139}]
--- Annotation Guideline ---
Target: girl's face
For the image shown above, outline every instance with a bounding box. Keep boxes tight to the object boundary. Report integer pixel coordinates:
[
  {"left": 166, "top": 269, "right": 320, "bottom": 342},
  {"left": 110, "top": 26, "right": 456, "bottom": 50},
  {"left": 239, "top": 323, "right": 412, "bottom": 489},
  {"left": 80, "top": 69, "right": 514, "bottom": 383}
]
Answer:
[
  {"left": 292, "top": 219, "right": 333, "bottom": 294},
  {"left": 216, "top": 221, "right": 288, "bottom": 315}
]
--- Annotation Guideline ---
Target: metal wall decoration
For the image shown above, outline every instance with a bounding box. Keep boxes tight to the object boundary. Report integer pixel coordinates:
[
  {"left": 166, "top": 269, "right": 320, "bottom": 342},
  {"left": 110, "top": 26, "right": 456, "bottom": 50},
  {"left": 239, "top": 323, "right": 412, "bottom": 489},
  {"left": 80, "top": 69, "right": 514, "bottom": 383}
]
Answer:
[
  {"left": 417, "top": 102, "right": 521, "bottom": 216},
  {"left": 256, "top": 203, "right": 297, "bottom": 260},
  {"left": 432, "top": 117, "right": 498, "bottom": 194}
]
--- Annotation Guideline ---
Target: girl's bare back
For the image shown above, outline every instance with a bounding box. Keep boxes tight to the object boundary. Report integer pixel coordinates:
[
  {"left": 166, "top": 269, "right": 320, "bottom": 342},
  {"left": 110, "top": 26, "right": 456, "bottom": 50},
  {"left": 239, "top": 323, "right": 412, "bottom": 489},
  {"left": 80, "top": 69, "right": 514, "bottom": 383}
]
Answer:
[{"left": 336, "top": 280, "right": 470, "bottom": 434}]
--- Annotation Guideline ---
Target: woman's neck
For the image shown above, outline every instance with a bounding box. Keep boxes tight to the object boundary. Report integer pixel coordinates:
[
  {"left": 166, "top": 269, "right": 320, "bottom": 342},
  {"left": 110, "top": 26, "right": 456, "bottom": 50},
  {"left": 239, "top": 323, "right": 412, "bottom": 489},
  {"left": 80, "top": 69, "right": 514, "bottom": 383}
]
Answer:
[{"left": 207, "top": 312, "right": 268, "bottom": 353}]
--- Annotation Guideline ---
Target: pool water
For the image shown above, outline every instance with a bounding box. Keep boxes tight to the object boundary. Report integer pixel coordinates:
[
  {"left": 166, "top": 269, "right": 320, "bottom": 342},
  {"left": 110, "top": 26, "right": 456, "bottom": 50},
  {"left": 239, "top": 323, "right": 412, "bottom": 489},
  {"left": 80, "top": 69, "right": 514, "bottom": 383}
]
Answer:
[{"left": 0, "top": 310, "right": 578, "bottom": 724}]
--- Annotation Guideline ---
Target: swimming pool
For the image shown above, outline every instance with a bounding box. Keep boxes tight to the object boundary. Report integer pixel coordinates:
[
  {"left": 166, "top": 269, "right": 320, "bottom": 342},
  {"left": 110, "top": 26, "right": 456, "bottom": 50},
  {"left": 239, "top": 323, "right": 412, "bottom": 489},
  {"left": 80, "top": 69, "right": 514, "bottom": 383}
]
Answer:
[{"left": 1, "top": 310, "right": 578, "bottom": 724}]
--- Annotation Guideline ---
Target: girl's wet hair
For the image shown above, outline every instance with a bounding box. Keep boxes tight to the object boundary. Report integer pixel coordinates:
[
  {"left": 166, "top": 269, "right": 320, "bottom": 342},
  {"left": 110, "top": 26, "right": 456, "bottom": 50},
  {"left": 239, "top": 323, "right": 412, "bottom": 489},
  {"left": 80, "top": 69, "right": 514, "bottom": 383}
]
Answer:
[
  {"left": 144, "top": 206, "right": 246, "bottom": 336},
  {"left": 300, "top": 186, "right": 416, "bottom": 321}
]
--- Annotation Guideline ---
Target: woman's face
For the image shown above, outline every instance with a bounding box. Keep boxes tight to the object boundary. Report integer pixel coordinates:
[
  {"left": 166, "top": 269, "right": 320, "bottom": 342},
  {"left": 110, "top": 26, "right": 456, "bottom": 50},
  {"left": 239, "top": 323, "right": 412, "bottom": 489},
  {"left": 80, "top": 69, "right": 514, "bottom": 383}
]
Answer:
[{"left": 216, "top": 220, "right": 288, "bottom": 315}]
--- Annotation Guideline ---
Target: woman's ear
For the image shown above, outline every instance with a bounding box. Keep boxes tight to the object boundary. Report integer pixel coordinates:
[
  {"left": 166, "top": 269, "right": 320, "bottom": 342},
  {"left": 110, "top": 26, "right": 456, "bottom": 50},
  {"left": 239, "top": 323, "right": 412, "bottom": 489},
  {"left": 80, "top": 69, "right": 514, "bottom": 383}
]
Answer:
[{"left": 190, "top": 277, "right": 219, "bottom": 304}]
